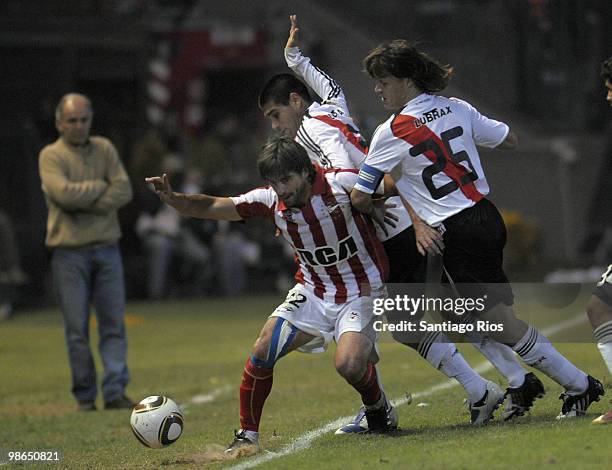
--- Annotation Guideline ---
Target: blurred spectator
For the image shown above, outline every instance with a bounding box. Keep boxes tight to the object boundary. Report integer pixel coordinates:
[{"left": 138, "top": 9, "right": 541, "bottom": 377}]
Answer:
[
  {"left": 136, "top": 155, "right": 214, "bottom": 298},
  {"left": 0, "top": 210, "right": 28, "bottom": 320},
  {"left": 38, "top": 93, "right": 134, "bottom": 411}
]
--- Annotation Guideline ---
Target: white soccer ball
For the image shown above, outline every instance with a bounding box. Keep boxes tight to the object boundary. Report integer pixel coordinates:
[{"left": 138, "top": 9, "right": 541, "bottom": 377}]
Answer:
[{"left": 130, "top": 396, "right": 184, "bottom": 448}]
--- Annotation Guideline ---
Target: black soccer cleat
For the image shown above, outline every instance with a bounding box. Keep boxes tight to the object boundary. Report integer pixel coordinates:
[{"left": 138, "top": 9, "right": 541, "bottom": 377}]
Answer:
[
  {"left": 556, "top": 375, "right": 605, "bottom": 420},
  {"left": 364, "top": 399, "right": 398, "bottom": 434},
  {"left": 502, "top": 372, "right": 546, "bottom": 421}
]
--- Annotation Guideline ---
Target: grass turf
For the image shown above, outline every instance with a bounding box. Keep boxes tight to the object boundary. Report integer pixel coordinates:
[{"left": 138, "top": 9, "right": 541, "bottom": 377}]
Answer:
[{"left": 0, "top": 295, "right": 610, "bottom": 469}]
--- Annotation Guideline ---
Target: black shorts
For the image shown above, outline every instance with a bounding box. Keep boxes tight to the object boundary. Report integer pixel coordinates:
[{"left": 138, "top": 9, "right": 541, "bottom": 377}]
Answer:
[
  {"left": 593, "top": 264, "right": 612, "bottom": 305},
  {"left": 441, "top": 198, "right": 514, "bottom": 307},
  {"left": 383, "top": 227, "right": 426, "bottom": 283}
]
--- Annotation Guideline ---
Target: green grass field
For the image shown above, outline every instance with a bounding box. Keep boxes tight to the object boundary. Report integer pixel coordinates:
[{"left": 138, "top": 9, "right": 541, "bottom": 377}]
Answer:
[{"left": 1, "top": 295, "right": 610, "bottom": 469}]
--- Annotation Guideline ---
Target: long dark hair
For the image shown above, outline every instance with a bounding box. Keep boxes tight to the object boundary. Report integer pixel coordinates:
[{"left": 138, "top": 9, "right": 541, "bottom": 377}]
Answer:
[{"left": 363, "top": 40, "right": 453, "bottom": 93}]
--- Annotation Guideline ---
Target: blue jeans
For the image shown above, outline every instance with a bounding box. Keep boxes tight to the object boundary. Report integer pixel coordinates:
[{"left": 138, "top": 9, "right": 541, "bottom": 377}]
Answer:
[{"left": 51, "top": 244, "right": 129, "bottom": 403}]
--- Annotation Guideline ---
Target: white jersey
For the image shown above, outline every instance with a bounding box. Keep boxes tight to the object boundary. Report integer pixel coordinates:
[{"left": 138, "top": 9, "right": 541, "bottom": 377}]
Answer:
[
  {"left": 355, "top": 93, "right": 509, "bottom": 226},
  {"left": 285, "top": 46, "right": 412, "bottom": 240},
  {"left": 230, "top": 167, "right": 388, "bottom": 304}
]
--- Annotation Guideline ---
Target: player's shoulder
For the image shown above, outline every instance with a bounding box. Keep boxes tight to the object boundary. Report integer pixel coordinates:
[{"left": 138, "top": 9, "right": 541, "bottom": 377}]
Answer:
[
  {"left": 447, "top": 96, "right": 477, "bottom": 112},
  {"left": 371, "top": 114, "right": 397, "bottom": 141}
]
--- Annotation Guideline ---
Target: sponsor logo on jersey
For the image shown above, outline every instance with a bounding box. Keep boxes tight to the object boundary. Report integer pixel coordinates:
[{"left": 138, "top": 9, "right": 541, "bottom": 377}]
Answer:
[
  {"left": 296, "top": 235, "right": 358, "bottom": 267},
  {"left": 414, "top": 106, "right": 453, "bottom": 128}
]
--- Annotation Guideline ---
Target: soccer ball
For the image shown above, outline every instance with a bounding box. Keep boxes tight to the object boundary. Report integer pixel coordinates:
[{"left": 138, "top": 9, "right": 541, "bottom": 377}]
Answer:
[{"left": 130, "top": 396, "right": 184, "bottom": 448}]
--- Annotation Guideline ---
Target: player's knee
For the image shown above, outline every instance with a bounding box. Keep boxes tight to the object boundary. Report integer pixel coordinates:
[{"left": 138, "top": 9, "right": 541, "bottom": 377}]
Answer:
[
  {"left": 251, "top": 318, "right": 299, "bottom": 369},
  {"left": 335, "top": 355, "right": 366, "bottom": 383}
]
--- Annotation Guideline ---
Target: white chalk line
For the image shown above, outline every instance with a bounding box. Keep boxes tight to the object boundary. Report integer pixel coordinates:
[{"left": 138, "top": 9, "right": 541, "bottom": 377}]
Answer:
[{"left": 228, "top": 313, "right": 589, "bottom": 470}]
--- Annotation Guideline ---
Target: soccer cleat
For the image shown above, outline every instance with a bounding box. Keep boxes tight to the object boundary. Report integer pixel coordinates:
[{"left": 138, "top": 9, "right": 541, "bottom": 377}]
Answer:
[
  {"left": 469, "top": 381, "right": 504, "bottom": 425},
  {"left": 556, "top": 375, "right": 605, "bottom": 420},
  {"left": 365, "top": 398, "right": 398, "bottom": 434},
  {"left": 335, "top": 406, "right": 368, "bottom": 434},
  {"left": 225, "top": 429, "right": 259, "bottom": 455},
  {"left": 335, "top": 396, "right": 398, "bottom": 434},
  {"left": 592, "top": 410, "right": 612, "bottom": 424},
  {"left": 502, "top": 372, "right": 546, "bottom": 421}
]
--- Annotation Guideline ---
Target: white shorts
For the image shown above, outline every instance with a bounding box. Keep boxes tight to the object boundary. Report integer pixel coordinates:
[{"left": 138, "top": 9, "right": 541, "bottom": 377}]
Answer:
[{"left": 270, "top": 284, "right": 383, "bottom": 354}]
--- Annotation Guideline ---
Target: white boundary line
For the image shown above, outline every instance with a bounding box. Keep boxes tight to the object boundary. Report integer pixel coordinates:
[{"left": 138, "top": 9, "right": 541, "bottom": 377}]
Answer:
[{"left": 228, "top": 313, "right": 588, "bottom": 470}]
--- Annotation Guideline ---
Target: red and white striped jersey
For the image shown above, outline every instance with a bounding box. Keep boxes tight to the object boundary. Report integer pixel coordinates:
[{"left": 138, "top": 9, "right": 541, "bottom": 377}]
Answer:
[
  {"left": 285, "top": 46, "right": 412, "bottom": 239},
  {"left": 230, "top": 167, "right": 388, "bottom": 304},
  {"left": 356, "top": 93, "right": 509, "bottom": 226}
]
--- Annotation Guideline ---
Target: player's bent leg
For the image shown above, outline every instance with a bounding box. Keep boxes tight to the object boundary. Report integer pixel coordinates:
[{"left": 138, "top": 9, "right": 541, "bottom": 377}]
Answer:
[
  {"left": 334, "top": 331, "right": 398, "bottom": 434},
  {"left": 227, "top": 317, "right": 314, "bottom": 455},
  {"left": 481, "top": 304, "right": 605, "bottom": 419},
  {"left": 586, "top": 295, "right": 612, "bottom": 376}
]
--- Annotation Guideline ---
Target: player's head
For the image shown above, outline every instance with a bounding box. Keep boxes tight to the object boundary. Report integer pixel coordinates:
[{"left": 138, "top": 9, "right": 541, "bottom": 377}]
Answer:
[
  {"left": 259, "top": 74, "right": 312, "bottom": 138},
  {"left": 257, "top": 136, "right": 316, "bottom": 208},
  {"left": 363, "top": 40, "right": 453, "bottom": 110},
  {"left": 602, "top": 56, "right": 612, "bottom": 106},
  {"left": 55, "top": 93, "right": 93, "bottom": 146}
]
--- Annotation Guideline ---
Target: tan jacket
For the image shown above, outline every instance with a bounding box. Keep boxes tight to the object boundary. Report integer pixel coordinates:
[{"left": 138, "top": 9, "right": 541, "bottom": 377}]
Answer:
[{"left": 39, "top": 136, "right": 133, "bottom": 248}]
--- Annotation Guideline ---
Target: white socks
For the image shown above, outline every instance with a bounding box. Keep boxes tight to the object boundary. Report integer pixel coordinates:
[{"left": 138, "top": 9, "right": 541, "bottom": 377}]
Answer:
[
  {"left": 438, "top": 345, "right": 487, "bottom": 404},
  {"left": 513, "top": 325, "right": 588, "bottom": 395},
  {"left": 472, "top": 338, "right": 526, "bottom": 388},
  {"left": 594, "top": 320, "right": 612, "bottom": 376}
]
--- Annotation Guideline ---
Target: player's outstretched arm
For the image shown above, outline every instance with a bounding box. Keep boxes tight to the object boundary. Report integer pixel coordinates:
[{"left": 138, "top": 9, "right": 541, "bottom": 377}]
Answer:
[
  {"left": 145, "top": 174, "right": 241, "bottom": 221},
  {"left": 285, "top": 14, "right": 299, "bottom": 49},
  {"left": 284, "top": 15, "right": 345, "bottom": 106}
]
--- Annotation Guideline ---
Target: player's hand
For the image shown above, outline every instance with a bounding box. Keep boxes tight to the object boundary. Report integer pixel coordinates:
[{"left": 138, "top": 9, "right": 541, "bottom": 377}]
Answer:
[
  {"left": 145, "top": 174, "right": 174, "bottom": 204},
  {"left": 413, "top": 219, "right": 444, "bottom": 256},
  {"left": 370, "top": 200, "right": 398, "bottom": 237},
  {"left": 285, "top": 14, "right": 300, "bottom": 49}
]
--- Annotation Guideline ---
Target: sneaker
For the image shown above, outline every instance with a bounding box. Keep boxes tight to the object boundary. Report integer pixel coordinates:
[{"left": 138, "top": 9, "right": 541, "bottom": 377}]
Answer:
[
  {"left": 225, "top": 429, "right": 259, "bottom": 455},
  {"left": 365, "top": 397, "right": 398, "bottom": 434},
  {"left": 335, "top": 406, "right": 368, "bottom": 434},
  {"left": 502, "top": 372, "right": 545, "bottom": 421},
  {"left": 592, "top": 410, "right": 612, "bottom": 424},
  {"left": 104, "top": 395, "right": 136, "bottom": 410},
  {"left": 469, "top": 381, "right": 504, "bottom": 425},
  {"left": 77, "top": 401, "right": 96, "bottom": 412},
  {"left": 335, "top": 396, "right": 398, "bottom": 434},
  {"left": 556, "top": 375, "right": 605, "bottom": 419}
]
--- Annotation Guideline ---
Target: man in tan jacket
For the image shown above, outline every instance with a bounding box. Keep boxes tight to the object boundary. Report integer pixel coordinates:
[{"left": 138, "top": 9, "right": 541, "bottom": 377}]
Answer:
[{"left": 39, "top": 93, "right": 134, "bottom": 411}]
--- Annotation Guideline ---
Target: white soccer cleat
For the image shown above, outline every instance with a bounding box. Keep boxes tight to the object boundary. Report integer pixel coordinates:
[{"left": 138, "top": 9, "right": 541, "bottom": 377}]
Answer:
[{"left": 469, "top": 381, "right": 504, "bottom": 425}]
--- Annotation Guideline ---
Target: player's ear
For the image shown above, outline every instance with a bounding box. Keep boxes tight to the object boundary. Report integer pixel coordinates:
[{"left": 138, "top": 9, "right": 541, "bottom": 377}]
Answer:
[{"left": 288, "top": 92, "right": 304, "bottom": 110}]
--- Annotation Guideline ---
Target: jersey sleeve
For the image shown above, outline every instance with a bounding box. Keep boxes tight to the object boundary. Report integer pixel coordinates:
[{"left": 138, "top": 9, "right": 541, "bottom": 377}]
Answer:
[
  {"left": 354, "top": 121, "right": 404, "bottom": 194},
  {"left": 451, "top": 98, "right": 509, "bottom": 148},
  {"left": 229, "top": 187, "right": 277, "bottom": 219},
  {"left": 300, "top": 119, "right": 362, "bottom": 169},
  {"left": 285, "top": 46, "right": 348, "bottom": 110}
]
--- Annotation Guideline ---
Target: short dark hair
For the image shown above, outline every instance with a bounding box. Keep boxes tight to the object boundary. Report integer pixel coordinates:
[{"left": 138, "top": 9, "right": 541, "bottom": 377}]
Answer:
[
  {"left": 363, "top": 40, "right": 453, "bottom": 93},
  {"left": 601, "top": 56, "right": 612, "bottom": 83},
  {"left": 258, "top": 73, "right": 312, "bottom": 108},
  {"left": 257, "top": 136, "right": 316, "bottom": 183}
]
